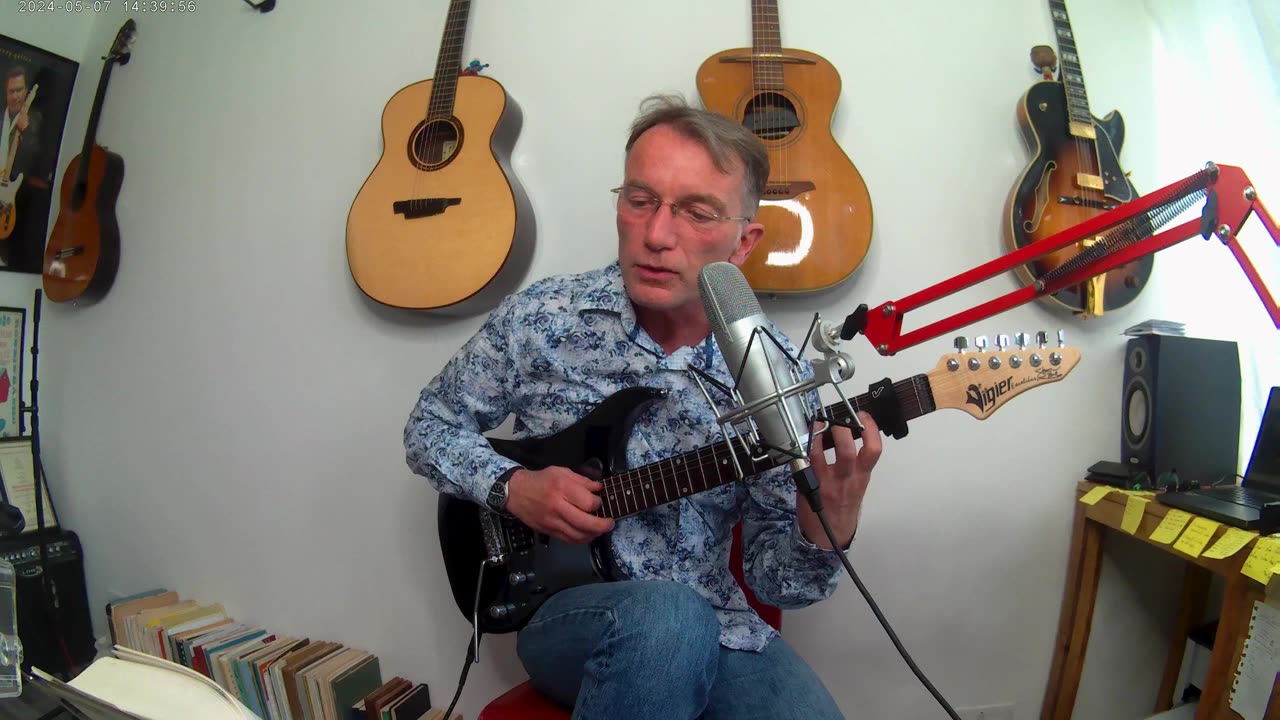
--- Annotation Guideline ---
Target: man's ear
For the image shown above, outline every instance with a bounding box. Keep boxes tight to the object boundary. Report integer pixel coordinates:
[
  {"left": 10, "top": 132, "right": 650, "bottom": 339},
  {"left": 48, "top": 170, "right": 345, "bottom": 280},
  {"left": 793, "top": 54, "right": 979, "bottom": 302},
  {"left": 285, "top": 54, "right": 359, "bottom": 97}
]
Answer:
[{"left": 728, "top": 220, "right": 765, "bottom": 266}]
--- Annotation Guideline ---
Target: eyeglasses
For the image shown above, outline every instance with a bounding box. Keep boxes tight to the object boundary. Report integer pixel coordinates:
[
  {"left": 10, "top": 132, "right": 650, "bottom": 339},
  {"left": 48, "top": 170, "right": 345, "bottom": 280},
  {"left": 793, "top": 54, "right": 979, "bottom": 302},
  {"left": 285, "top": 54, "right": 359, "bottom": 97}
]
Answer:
[{"left": 610, "top": 186, "right": 751, "bottom": 228}]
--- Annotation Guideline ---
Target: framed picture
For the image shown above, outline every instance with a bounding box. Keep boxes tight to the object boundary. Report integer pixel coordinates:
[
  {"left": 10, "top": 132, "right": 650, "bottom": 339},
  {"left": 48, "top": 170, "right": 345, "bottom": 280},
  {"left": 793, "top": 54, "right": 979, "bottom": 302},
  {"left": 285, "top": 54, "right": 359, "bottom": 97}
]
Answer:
[
  {"left": 0, "top": 437, "right": 57, "bottom": 533},
  {"left": 0, "top": 35, "right": 79, "bottom": 275},
  {"left": 0, "top": 307, "right": 22, "bottom": 437}
]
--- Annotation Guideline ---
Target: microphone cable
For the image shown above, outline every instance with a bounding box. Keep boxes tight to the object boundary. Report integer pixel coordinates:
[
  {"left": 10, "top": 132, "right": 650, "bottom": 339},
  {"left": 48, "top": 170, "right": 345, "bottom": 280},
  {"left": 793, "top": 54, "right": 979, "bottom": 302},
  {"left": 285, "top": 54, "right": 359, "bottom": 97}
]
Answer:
[{"left": 795, "top": 470, "right": 962, "bottom": 720}]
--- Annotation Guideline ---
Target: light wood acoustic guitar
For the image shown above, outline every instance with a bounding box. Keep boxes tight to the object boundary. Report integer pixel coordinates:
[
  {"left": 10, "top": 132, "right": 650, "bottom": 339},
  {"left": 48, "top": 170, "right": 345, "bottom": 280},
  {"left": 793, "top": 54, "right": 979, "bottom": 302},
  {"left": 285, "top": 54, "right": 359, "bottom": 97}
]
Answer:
[
  {"left": 346, "top": 0, "right": 532, "bottom": 312},
  {"left": 697, "top": 0, "right": 873, "bottom": 294}
]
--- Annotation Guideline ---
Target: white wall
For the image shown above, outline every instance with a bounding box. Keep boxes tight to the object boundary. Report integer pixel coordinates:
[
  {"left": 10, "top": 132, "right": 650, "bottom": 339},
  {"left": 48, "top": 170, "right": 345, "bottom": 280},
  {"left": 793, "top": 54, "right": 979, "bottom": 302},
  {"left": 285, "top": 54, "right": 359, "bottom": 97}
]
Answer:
[{"left": 2, "top": 1, "right": 1276, "bottom": 718}]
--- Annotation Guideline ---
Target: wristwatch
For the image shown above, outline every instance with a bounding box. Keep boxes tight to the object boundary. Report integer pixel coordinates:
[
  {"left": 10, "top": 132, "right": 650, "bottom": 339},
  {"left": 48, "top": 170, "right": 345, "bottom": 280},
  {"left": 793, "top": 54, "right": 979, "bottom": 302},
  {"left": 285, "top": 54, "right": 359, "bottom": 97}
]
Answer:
[{"left": 486, "top": 468, "right": 518, "bottom": 515}]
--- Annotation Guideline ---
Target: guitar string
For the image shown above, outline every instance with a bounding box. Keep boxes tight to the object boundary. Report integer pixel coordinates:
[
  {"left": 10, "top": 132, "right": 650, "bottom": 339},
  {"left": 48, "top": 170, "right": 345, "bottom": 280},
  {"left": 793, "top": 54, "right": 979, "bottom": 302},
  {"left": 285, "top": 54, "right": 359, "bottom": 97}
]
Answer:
[
  {"left": 417, "top": 1, "right": 467, "bottom": 204},
  {"left": 593, "top": 378, "right": 929, "bottom": 518},
  {"left": 1060, "top": 0, "right": 1101, "bottom": 303}
]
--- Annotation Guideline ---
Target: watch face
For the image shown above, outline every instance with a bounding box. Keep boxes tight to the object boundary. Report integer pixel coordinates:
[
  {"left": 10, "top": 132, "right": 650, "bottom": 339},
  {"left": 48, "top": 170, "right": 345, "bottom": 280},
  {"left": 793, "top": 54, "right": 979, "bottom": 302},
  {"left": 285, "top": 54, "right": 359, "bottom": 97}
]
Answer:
[{"left": 487, "top": 481, "right": 507, "bottom": 511}]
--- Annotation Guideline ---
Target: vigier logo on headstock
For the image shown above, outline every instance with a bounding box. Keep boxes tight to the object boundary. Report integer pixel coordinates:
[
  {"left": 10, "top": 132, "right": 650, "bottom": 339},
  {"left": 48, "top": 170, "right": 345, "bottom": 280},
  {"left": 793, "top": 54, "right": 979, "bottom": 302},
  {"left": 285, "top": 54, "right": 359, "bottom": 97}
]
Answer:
[{"left": 966, "top": 378, "right": 1013, "bottom": 413}]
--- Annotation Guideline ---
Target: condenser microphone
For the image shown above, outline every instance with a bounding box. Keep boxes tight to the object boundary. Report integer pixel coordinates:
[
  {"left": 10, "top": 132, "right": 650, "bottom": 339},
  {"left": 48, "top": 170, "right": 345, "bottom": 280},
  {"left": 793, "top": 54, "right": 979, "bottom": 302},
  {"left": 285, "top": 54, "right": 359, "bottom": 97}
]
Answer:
[{"left": 698, "top": 262, "right": 814, "bottom": 474}]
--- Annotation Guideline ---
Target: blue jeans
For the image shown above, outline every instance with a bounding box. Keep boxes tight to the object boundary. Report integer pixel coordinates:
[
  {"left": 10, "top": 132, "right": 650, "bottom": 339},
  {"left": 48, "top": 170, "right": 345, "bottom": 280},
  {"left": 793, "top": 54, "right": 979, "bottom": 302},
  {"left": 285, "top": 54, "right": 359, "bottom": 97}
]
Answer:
[{"left": 515, "top": 579, "right": 845, "bottom": 720}]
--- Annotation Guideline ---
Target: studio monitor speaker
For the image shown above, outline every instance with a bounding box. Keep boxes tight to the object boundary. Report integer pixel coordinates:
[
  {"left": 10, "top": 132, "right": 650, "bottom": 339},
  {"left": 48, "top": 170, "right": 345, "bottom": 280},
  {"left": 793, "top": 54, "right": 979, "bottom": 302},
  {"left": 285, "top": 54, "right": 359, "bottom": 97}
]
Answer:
[{"left": 1122, "top": 334, "right": 1241, "bottom": 486}]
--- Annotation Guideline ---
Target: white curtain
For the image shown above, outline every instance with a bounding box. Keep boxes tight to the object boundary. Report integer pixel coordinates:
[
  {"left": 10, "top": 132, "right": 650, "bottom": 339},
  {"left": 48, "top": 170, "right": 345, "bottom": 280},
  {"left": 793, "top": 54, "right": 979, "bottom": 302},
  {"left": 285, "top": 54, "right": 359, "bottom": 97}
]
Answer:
[{"left": 1142, "top": 0, "right": 1279, "bottom": 466}]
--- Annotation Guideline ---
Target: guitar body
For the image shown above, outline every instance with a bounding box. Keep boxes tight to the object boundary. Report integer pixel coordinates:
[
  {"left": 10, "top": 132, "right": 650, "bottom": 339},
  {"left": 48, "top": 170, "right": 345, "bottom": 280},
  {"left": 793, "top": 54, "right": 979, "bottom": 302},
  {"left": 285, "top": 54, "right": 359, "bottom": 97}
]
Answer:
[
  {"left": 42, "top": 145, "right": 123, "bottom": 305},
  {"left": 438, "top": 387, "right": 661, "bottom": 634},
  {"left": 0, "top": 172, "right": 22, "bottom": 240},
  {"left": 1004, "top": 80, "right": 1150, "bottom": 314},
  {"left": 697, "top": 48, "right": 873, "bottom": 293},
  {"left": 346, "top": 74, "right": 531, "bottom": 311}
]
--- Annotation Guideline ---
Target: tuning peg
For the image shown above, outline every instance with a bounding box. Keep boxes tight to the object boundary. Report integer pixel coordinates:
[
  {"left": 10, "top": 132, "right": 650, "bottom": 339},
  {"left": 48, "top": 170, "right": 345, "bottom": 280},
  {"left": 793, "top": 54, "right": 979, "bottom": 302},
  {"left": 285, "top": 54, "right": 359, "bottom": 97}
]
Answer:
[
  {"left": 1057, "top": 329, "right": 1066, "bottom": 348},
  {"left": 1015, "top": 332, "right": 1029, "bottom": 350},
  {"left": 953, "top": 336, "right": 969, "bottom": 354},
  {"left": 996, "top": 334, "right": 1010, "bottom": 351},
  {"left": 974, "top": 335, "right": 989, "bottom": 352},
  {"left": 1036, "top": 331, "right": 1049, "bottom": 349}
]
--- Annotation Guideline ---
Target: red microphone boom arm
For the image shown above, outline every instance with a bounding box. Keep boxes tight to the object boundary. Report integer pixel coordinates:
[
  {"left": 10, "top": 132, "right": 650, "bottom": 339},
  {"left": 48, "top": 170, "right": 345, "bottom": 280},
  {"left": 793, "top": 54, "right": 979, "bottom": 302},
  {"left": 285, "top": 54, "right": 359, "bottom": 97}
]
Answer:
[{"left": 851, "top": 163, "right": 1279, "bottom": 355}]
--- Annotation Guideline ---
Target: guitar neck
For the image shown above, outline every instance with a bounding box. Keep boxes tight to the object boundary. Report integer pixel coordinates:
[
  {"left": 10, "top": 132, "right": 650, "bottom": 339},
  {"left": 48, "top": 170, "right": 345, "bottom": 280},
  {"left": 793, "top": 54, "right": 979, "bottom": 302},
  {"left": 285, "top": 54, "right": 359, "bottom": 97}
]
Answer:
[
  {"left": 427, "top": 0, "right": 472, "bottom": 121},
  {"left": 750, "top": 0, "right": 784, "bottom": 91},
  {"left": 77, "top": 60, "right": 117, "bottom": 186},
  {"left": 599, "top": 374, "right": 935, "bottom": 520},
  {"left": 1048, "top": 0, "right": 1094, "bottom": 127}
]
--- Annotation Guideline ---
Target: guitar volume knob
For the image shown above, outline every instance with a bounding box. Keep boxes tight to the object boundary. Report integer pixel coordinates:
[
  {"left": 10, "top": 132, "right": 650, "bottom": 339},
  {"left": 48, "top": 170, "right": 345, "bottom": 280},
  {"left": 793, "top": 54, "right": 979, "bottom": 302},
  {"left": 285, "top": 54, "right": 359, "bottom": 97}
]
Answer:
[{"left": 489, "top": 603, "right": 517, "bottom": 619}]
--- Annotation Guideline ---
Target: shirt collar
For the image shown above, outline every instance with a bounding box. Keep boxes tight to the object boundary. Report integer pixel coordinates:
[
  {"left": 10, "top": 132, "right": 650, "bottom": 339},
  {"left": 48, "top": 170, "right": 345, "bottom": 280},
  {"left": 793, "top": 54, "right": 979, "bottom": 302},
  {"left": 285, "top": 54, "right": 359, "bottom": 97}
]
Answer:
[{"left": 579, "top": 261, "right": 717, "bottom": 367}]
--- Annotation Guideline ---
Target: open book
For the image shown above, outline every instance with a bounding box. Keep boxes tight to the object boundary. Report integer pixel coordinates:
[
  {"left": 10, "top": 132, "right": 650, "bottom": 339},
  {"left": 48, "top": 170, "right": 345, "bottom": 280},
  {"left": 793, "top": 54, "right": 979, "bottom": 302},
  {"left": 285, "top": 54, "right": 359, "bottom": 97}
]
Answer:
[{"left": 29, "top": 645, "right": 260, "bottom": 720}]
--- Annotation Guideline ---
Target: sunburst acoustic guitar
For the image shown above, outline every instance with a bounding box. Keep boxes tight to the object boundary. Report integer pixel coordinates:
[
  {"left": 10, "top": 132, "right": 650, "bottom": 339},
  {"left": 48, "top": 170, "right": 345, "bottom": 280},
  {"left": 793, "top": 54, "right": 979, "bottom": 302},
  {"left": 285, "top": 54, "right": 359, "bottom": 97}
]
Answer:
[
  {"left": 1004, "top": 0, "right": 1150, "bottom": 318},
  {"left": 696, "top": 0, "right": 873, "bottom": 294},
  {"left": 346, "top": 0, "right": 532, "bottom": 312}
]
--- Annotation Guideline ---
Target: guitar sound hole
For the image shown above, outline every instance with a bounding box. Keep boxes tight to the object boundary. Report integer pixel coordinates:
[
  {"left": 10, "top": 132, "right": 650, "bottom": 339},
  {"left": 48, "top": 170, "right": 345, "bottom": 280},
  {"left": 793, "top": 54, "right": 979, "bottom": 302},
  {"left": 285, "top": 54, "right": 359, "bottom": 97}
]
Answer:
[
  {"left": 743, "top": 92, "right": 800, "bottom": 141},
  {"left": 408, "top": 118, "right": 464, "bottom": 171}
]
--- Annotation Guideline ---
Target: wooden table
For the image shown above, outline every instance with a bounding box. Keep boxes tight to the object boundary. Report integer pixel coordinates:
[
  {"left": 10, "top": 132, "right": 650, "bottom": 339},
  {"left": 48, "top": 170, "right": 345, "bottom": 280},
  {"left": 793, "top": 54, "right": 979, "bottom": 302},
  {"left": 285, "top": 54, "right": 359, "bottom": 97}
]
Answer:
[{"left": 1042, "top": 481, "right": 1269, "bottom": 720}]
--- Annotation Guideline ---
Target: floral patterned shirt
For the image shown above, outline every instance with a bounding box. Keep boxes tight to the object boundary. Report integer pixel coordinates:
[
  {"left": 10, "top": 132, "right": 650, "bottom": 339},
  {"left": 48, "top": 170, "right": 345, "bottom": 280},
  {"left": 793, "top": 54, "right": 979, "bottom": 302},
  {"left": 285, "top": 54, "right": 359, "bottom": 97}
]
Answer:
[{"left": 404, "top": 262, "right": 846, "bottom": 651}]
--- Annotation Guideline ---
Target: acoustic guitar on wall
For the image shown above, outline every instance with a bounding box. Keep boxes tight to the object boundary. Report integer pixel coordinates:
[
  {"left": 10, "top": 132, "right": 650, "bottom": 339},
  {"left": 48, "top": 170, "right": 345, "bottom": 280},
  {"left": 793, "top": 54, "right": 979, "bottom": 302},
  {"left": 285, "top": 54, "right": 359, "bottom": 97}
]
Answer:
[
  {"left": 697, "top": 0, "right": 874, "bottom": 294},
  {"left": 346, "top": 0, "right": 533, "bottom": 312},
  {"left": 1004, "top": 0, "right": 1149, "bottom": 318},
  {"left": 42, "top": 20, "right": 136, "bottom": 305}
]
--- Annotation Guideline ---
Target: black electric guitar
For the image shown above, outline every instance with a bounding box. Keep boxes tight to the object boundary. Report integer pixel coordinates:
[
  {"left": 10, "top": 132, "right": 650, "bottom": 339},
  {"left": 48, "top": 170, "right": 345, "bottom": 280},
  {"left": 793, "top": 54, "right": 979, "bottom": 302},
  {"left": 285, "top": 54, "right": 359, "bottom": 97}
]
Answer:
[
  {"left": 439, "top": 335, "right": 1081, "bottom": 634},
  {"left": 1004, "top": 0, "right": 1149, "bottom": 318}
]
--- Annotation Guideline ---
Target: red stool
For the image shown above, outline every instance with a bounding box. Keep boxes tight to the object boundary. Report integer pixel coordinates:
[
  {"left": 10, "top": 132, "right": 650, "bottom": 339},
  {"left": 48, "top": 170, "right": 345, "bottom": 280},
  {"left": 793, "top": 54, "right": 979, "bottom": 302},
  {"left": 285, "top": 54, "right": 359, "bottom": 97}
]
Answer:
[{"left": 478, "top": 524, "right": 780, "bottom": 719}]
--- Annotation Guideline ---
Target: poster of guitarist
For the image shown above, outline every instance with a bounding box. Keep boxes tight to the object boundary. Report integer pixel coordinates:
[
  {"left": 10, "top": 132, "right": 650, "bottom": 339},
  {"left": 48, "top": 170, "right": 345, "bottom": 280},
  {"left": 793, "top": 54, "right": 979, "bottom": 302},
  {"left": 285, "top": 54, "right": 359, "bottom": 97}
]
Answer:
[{"left": 0, "top": 37, "right": 78, "bottom": 274}]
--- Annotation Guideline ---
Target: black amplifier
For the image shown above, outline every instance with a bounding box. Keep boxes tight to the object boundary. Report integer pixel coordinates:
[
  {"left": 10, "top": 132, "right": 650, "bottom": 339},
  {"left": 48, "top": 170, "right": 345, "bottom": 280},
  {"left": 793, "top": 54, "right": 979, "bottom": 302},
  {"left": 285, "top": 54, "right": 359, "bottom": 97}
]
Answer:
[{"left": 0, "top": 530, "right": 96, "bottom": 675}]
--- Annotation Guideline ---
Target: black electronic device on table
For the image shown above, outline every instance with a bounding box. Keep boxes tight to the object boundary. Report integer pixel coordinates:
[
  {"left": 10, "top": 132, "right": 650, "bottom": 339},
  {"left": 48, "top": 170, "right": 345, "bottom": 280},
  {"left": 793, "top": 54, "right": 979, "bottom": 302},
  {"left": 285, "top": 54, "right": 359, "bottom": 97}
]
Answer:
[{"left": 1157, "top": 386, "right": 1280, "bottom": 531}]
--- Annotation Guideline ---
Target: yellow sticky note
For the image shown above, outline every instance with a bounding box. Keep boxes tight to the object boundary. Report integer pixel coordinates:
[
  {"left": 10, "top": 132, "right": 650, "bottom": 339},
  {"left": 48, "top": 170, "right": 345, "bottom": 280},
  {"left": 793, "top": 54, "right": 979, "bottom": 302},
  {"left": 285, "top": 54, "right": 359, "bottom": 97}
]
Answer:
[
  {"left": 1173, "top": 517, "right": 1221, "bottom": 557},
  {"left": 1120, "top": 490, "right": 1156, "bottom": 497},
  {"left": 1202, "top": 528, "right": 1260, "bottom": 560},
  {"left": 1242, "top": 537, "right": 1280, "bottom": 584},
  {"left": 1121, "top": 495, "right": 1150, "bottom": 534},
  {"left": 1149, "top": 509, "right": 1194, "bottom": 544},
  {"left": 1079, "top": 486, "right": 1113, "bottom": 505}
]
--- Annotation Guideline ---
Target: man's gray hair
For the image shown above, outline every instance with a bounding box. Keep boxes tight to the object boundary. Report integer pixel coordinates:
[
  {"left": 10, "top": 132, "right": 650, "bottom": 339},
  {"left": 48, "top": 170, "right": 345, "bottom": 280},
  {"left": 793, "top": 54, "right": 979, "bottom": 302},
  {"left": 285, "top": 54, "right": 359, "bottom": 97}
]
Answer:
[{"left": 625, "top": 94, "right": 769, "bottom": 216}]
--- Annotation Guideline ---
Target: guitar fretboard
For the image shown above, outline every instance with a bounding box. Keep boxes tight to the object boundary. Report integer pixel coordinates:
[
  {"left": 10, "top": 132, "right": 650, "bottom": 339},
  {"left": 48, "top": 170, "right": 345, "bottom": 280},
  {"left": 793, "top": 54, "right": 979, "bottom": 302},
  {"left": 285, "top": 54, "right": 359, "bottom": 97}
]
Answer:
[
  {"left": 597, "top": 374, "right": 935, "bottom": 519},
  {"left": 750, "top": 0, "right": 785, "bottom": 91},
  {"left": 427, "top": 0, "right": 472, "bottom": 121},
  {"left": 1048, "top": 0, "right": 1093, "bottom": 126}
]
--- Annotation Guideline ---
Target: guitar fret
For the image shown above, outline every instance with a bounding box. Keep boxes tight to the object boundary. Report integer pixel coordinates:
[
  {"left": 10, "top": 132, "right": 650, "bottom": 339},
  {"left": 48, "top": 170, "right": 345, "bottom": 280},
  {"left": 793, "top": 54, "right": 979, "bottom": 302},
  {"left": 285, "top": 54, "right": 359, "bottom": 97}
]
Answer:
[
  {"left": 691, "top": 448, "right": 707, "bottom": 496},
  {"left": 645, "top": 462, "right": 659, "bottom": 510}
]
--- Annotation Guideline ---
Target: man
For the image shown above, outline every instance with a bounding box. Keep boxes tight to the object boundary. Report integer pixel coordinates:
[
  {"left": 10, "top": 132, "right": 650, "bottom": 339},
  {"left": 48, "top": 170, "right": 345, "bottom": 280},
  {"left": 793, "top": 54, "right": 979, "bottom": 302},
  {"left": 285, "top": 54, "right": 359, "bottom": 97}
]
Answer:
[
  {"left": 1, "top": 65, "right": 46, "bottom": 271},
  {"left": 405, "top": 94, "right": 882, "bottom": 720}
]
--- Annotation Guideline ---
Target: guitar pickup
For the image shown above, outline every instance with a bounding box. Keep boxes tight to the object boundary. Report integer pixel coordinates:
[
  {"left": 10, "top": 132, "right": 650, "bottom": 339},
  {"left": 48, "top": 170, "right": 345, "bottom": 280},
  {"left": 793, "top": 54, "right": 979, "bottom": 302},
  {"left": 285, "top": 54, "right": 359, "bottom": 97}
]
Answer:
[
  {"left": 1075, "top": 173, "right": 1105, "bottom": 191},
  {"left": 393, "top": 197, "right": 461, "bottom": 219}
]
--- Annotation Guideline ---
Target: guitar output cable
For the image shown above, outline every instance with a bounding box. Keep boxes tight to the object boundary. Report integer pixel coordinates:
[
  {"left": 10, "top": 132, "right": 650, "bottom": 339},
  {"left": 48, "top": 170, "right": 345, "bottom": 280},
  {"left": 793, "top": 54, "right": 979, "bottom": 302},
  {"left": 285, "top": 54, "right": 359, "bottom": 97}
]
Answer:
[{"left": 795, "top": 467, "right": 962, "bottom": 720}]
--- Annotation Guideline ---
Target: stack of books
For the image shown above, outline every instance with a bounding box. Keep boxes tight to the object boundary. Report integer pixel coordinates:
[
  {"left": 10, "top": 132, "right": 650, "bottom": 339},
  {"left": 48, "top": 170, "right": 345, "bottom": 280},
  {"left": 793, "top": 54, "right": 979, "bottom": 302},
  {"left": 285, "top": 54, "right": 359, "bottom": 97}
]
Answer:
[
  {"left": 63, "top": 588, "right": 458, "bottom": 720},
  {"left": 1123, "top": 319, "right": 1187, "bottom": 337}
]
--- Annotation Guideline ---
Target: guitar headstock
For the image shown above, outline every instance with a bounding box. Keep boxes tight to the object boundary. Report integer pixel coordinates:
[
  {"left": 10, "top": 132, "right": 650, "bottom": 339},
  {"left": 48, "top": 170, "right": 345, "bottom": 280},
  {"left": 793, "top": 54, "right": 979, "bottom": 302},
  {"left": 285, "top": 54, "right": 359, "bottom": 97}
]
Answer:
[
  {"left": 106, "top": 20, "right": 138, "bottom": 66},
  {"left": 927, "top": 330, "right": 1080, "bottom": 420}
]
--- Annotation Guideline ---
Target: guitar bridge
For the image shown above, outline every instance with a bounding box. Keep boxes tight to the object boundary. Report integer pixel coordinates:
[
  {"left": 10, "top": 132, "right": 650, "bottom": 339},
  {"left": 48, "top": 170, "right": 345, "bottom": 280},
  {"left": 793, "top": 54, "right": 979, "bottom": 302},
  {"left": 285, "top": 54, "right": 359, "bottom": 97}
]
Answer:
[
  {"left": 762, "top": 181, "right": 816, "bottom": 200},
  {"left": 1057, "top": 196, "right": 1118, "bottom": 211},
  {"left": 393, "top": 197, "right": 461, "bottom": 219}
]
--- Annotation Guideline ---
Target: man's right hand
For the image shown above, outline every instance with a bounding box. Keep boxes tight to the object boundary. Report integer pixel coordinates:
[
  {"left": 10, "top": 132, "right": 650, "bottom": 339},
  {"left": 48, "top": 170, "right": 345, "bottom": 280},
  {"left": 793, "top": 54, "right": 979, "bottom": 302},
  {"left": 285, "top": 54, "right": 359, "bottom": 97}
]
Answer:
[{"left": 505, "top": 467, "right": 615, "bottom": 544}]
